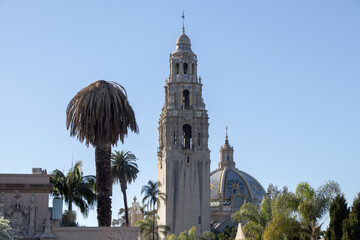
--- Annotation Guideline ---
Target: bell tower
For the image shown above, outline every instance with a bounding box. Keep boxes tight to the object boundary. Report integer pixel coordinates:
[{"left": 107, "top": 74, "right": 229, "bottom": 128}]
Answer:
[{"left": 157, "top": 26, "right": 210, "bottom": 236}]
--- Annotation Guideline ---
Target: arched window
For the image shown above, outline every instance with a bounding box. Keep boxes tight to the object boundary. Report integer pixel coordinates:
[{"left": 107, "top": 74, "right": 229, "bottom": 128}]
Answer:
[
  {"left": 176, "top": 63, "right": 179, "bottom": 75},
  {"left": 183, "top": 90, "right": 190, "bottom": 109},
  {"left": 183, "top": 63, "right": 188, "bottom": 74},
  {"left": 182, "top": 124, "right": 192, "bottom": 149},
  {"left": 192, "top": 64, "right": 195, "bottom": 75}
]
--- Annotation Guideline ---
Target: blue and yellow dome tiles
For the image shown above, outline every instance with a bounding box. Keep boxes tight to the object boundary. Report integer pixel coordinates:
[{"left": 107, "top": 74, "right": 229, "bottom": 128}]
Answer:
[{"left": 210, "top": 133, "right": 266, "bottom": 208}]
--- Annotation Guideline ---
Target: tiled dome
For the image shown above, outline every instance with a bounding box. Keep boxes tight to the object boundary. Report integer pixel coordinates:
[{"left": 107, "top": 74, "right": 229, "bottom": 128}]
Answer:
[
  {"left": 210, "top": 167, "right": 266, "bottom": 206},
  {"left": 210, "top": 134, "right": 266, "bottom": 208}
]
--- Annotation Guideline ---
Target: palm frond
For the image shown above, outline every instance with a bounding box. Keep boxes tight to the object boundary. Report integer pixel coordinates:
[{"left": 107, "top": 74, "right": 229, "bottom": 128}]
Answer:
[
  {"left": 243, "top": 221, "right": 264, "bottom": 239},
  {"left": 66, "top": 80, "right": 138, "bottom": 147},
  {"left": 50, "top": 160, "right": 96, "bottom": 217}
]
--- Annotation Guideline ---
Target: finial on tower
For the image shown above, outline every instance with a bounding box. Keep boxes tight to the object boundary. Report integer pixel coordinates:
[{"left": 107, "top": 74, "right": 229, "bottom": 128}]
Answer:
[
  {"left": 182, "top": 10, "right": 185, "bottom": 33},
  {"left": 225, "top": 126, "right": 229, "bottom": 145}
]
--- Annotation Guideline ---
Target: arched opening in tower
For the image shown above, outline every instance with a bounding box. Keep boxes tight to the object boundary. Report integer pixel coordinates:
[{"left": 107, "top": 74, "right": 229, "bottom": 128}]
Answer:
[
  {"left": 183, "top": 63, "right": 188, "bottom": 74},
  {"left": 176, "top": 63, "right": 179, "bottom": 75},
  {"left": 182, "top": 124, "right": 192, "bottom": 149},
  {"left": 183, "top": 90, "right": 190, "bottom": 109}
]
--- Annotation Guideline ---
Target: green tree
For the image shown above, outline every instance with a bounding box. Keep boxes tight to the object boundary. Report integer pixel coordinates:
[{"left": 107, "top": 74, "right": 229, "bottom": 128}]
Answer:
[
  {"left": 135, "top": 217, "right": 170, "bottom": 240},
  {"left": 0, "top": 217, "right": 16, "bottom": 240},
  {"left": 232, "top": 196, "right": 272, "bottom": 240},
  {"left": 167, "top": 226, "right": 216, "bottom": 240},
  {"left": 199, "top": 230, "right": 216, "bottom": 240},
  {"left": 349, "top": 193, "right": 360, "bottom": 222},
  {"left": 233, "top": 182, "right": 340, "bottom": 240},
  {"left": 263, "top": 192, "right": 300, "bottom": 240},
  {"left": 111, "top": 150, "right": 139, "bottom": 226},
  {"left": 267, "top": 184, "right": 289, "bottom": 199},
  {"left": 66, "top": 80, "right": 138, "bottom": 226},
  {"left": 263, "top": 214, "right": 300, "bottom": 240},
  {"left": 217, "top": 227, "right": 237, "bottom": 240},
  {"left": 326, "top": 194, "right": 349, "bottom": 240},
  {"left": 141, "top": 180, "right": 166, "bottom": 240},
  {"left": 50, "top": 160, "right": 96, "bottom": 218},
  {"left": 295, "top": 181, "right": 340, "bottom": 240},
  {"left": 342, "top": 193, "right": 360, "bottom": 240},
  {"left": 301, "top": 221, "right": 324, "bottom": 240},
  {"left": 112, "top": 207, "right": 130, "bottom": 227}
]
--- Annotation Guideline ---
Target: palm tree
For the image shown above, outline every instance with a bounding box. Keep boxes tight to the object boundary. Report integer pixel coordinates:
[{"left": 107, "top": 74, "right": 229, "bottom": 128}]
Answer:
[
  {"left": 263, "top": 214, "right": 300, "bottom": 240},
  {"left": 168, "top": 226, "right": 216, "bottom": 240},
  {"left": 302, "top": 222, "right": 323, "bottom": 240},
  {"left": 232, "top": 197, "right": 272, "bottom": 240},
  {"left": 135, "top": 217, "right": 170, "bottom": 240},
  {"left": 66, "top": 80, "right": 138, "bottom": 226},
  {"left": 262, "top": 192, "right": 300, "bottom": 240},
  {"left": 233, "top": 181, "right": 340, "bottom": 240},
  {"left": 295, "top": 181, "right": 340, "bottom": 240},
  {"left": 141, "top": 180, "right": 166, "bottom": 240},
  {"left": 50, "top": 160, "right": 96, "bottom": 220},
  {"left": 112, "top": 207, "right": 130, "bottom": 226},
  {"left": 111, "top": 150, "right": 139, "bottom": 226}
]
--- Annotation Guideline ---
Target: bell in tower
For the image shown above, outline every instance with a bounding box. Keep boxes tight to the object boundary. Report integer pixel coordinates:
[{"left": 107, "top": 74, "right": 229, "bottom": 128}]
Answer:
[{"left": 157, "top": 24, "right": 210, "bottom": 237}]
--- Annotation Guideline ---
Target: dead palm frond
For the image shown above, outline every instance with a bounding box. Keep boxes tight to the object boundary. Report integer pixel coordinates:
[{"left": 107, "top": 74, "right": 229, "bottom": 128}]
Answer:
[
  {"left": 66, "top": 80, "right": 138, "bottom": 226},
  {"left": 66, "top": 80, "right": 138, "bottom": 147}
]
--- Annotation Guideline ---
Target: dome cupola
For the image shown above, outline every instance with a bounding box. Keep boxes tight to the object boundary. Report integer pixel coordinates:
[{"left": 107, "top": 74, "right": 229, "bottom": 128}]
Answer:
[
  {"left": 174, "top": 28, "right": 192, "bottom": 53},
  {"left": 219, "top": 130, "right": 235, "bottom": 169},
  {"left": 210, "top": 131, "right": 267, "bottom": 225},
  {"left": 168, "top": 24, "right": 198, "bottom": 83}
]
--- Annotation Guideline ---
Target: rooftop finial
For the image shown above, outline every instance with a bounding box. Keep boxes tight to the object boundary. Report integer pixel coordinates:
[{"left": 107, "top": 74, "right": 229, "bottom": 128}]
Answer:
[
  {"left": 225, "top": 126, "right": 229, "bottom": 145},
  {"left": 182, "top": 10, "right": 185, "bottom": 33}
]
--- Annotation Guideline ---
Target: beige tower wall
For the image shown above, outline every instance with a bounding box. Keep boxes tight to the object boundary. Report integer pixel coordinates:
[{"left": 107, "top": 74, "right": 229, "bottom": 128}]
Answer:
[
  {"left": 157, "top": 30, "right": 211, "bottom": 237},
  {"left": 158, "top": 149, "right": 210, "bottom": 236}
]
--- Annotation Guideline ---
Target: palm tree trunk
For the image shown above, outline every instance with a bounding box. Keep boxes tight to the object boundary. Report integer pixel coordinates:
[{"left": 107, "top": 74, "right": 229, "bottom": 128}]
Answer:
[
  {"left": 120, "top": 180, "right": 129, "bottom": 226},
  {"left": 95, "top": 143, "right": 112, "bottom": 226},
  {"left": 153, "top": 203, "right": 155, "bottom": 240}
]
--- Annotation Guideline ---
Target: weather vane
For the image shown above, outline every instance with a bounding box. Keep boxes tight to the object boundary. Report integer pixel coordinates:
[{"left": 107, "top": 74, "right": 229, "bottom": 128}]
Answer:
[{"left": 182, "top": 10, "right": 185, "bottom": 33}]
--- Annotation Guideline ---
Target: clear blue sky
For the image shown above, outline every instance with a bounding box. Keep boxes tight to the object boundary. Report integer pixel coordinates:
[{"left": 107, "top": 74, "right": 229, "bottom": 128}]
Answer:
[{"left": 0, "top": 1, "right": 359, "bottom": 227}]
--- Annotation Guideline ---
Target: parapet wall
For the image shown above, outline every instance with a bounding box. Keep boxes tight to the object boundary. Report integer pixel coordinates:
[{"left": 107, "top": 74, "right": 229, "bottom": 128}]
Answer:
[
  {"left": 0, "top": 172, "right": 54, "bottom": 239},
  {"left": 53, "top": 227, "right": 140, "bottom": 240}
]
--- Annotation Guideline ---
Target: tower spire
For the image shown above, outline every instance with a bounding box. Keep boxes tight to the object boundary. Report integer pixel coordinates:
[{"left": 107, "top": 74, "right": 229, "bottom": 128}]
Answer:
[
  {"left": 182, "top": 10, "right": 185, "bottom": 33},
  {"left": 225, "top": 126, "right": 229, "bottom": 145}
]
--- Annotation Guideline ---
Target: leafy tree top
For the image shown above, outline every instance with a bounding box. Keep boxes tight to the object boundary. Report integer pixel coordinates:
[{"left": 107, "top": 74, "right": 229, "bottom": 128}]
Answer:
[
  {"left": 327, "top": 194, "right": 349, "bottom": 240},
  {"left": 111, "top": 150, "right": 139, "bottom": 186},
  {"left": 0, "top": 217, "right": 16, "bottom": 240},
  {"left": 50, "top": 160, "right": 96, "bottom": 217}
]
